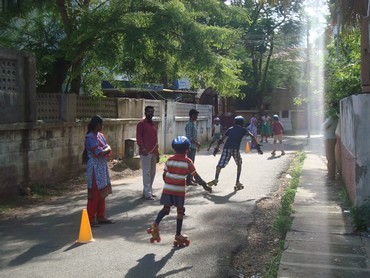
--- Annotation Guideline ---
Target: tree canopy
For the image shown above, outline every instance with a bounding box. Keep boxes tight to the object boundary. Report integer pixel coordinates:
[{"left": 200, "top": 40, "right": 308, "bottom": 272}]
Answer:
[
  {"left": 3, "top": 0, "right": 357, "bottom": 114},
  {"left": 325, "top": 27, "right": 361, "bottom": 106},
  {"left": 230, "top": 0, "right": 304, "bottom": 110},
  {"left": 0, "top": 0, "right": 249, "bottom": 96}
]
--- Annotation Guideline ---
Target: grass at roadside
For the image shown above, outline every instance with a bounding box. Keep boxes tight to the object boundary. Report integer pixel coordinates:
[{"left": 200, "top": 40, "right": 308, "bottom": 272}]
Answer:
[
  {"left": 263, "top": 151, "right": 306, "bottom": 278},
  {"left": 340, "top": 190, "right": 370, "bottom": 232},
  {"left": 159, "top": 154, "right": 169, "bottom": 164}
]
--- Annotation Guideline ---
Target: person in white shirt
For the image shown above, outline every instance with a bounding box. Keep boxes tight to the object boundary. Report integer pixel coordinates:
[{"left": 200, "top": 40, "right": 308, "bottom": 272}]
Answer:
[
  {"left": 207, "top": 117, "right": 222, "bottom": 151},
  {"left": 323, "top": 114, "right": 338, "bottom": 180}
]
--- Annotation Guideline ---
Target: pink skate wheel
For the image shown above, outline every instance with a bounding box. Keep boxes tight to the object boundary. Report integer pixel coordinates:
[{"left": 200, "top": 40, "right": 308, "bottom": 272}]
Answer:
[
  {"left": 157, "top": 236, "right": 161, "bottom": 243},
  {"left": 185, "top": 240, "right": 190, "bottom": 246},
  {"left": 146, "top": 228, "right": 151, "bottom": 234},
  {"left": 150, "top": 238, "right": 154, "bottom": 243}
]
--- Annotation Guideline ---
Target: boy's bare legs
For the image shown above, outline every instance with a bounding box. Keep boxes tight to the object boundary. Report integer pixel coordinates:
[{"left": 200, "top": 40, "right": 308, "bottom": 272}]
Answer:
[
  {"left": 176, "top": 207, "right": 185, "bottom": 236},
  {"left": 215, "top": 166, "right": 221, "bottom": 180},
  {"left": 236, "top": 164, "right": 241, "bottom": 183},
  {"left": 279, "top": 139, "right": 285, "bottom": 155},
  {"left": 272, "top": 137, "right": 277, "bottom": 155}
]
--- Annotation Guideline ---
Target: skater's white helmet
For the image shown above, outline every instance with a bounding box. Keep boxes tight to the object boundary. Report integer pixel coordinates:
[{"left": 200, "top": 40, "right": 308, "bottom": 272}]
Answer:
[{"left": 234, "top": 115, "right": 245, "bottom": 126}]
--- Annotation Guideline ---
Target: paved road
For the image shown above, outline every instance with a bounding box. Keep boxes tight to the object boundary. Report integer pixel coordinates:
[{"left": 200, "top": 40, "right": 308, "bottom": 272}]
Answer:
[{"left": 0, "top": 136, "right": 307, "bottom": 278}]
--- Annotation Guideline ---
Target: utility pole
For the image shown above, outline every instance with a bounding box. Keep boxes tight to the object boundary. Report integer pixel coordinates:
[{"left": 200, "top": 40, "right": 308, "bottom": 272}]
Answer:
[{"left": 306, "top": 20, "right": 311, "bottom": 138}]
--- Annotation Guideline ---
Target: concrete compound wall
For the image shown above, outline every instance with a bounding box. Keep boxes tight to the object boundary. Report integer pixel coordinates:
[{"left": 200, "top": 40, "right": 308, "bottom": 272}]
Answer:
[
  {"left": 164, "top": 102, "right": 212, "bottom": 154},
  {"left": 340, "top": 94, "right": 370, "bottom": 206},
  {"left": 0, "top": 119, "right": 139, "bottom": 194},
  {"left": 0, "top": 47, "right": 37, "bottom": 124},
  {"left": 0, "top": 99, "right": 212, "bottom": 194}
]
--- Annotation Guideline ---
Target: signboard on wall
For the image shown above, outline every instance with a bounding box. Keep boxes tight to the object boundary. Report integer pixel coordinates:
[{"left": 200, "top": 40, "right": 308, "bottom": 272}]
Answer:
[{"left": 174, "top": 77, "right": 190, "bottom": 90}]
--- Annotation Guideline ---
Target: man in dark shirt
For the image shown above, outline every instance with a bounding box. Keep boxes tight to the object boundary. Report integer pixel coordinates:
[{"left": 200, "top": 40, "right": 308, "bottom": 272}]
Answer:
[
  {"left": 136, "top": 106, "right": 159, "bottom": 200},
  {"left": 209, "top": 116, "right": 262, "bottom": 190}
]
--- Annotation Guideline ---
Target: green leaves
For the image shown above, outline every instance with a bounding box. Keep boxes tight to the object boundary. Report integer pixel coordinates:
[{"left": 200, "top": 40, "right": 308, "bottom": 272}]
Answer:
[
  {"left": 1, "top": 0, "right": 249, "bottom": 94},
  {"left": 325, "top": 27, "right": 361, "bottom": 105}
]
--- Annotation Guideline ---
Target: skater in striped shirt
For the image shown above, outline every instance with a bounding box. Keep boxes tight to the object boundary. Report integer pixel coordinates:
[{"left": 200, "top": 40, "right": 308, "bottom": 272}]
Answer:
[{"left": 146, "top": 136, "right": 211, "bottom": 246}]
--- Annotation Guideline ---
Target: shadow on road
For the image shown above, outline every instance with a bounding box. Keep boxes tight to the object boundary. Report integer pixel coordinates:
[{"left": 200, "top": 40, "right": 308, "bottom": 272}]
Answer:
[
  {"left": 204, "top": 191, "right": 255, "bottom": 205},
  {"left": 124, "top": 249, "right": 192, "bottom": 278},
  {"left": 1, "top": 193, "right": 160, "bottom": 268}
]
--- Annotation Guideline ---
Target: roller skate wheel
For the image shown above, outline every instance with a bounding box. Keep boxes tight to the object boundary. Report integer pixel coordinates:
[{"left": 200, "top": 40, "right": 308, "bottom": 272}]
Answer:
[
  {"left": 157, "top": 236, "right": 161, "bottom": 243},
  {"left": 146, "top": 228, "right": 152, "bottom": 234},
  {"left": 185, "top": 240, "right": 190, "bottom": 246},
  {"left": 173, "top": 241, "right": 178, "bottom": 247},
  {"left": 150, "top": 238, "right": 154, "bottom": 243}
]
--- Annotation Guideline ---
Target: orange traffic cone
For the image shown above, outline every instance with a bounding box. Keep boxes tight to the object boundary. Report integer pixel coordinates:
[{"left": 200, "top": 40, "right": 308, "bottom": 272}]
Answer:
[
  {"left": 245, "top": 141, "right": 250, "bottom": 153},
  {"left": 76, "top": 209, "right": 95, "bottom": 243}
]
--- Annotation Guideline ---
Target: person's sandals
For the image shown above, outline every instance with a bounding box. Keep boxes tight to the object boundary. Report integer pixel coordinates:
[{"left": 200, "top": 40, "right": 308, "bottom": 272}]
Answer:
[
  {"left": 90, "top": 220, "right": 101, "bottom": 228},
  {"left": 97, "top": 218, "right": 115, "bottom": 224}
]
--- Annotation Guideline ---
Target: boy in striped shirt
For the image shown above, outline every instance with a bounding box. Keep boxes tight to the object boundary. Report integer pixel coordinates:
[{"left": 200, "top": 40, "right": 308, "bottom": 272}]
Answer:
[{"left": 146, "top": 136, "right": 211, "bottom": 246}]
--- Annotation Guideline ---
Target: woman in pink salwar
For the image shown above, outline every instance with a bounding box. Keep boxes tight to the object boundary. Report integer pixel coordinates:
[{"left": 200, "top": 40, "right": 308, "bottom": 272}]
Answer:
[{"left": 84, "top": 115, "right": 115, "bottom": 227}]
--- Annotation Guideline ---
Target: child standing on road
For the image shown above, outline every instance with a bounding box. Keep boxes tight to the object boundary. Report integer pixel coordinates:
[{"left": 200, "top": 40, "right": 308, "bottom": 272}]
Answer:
[
  {"left": 208, "top": 116, "right": 263, "bottom": 191},
  {"left": 207, "top": 117, "right": 222, "bottom": 151},
  {"left": 147, "top": 136, "right": 212, "bottom": 246},
  {"left": 260, "top": 112, "right": 272, "bottom": 143},
  {"left": 271, "top": 115, "right": 285, "bottom": 156}
]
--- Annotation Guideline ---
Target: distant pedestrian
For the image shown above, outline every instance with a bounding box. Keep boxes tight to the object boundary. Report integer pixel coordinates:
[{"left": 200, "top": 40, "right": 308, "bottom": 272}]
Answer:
[
  {"left": 271, "top": 115, "right": 285, "bottom": 156},
  {"left": 323, "top": 114, "right": 338, "bottom": 180},
  {"left": 136, "top": 106, "right": 159, "bottom": 200},
  {"left": 146, "top": 136, "right": 211, "bottom": 246},
  {"left": 260, "top": 112, "right": 272, "bottom": 143},
  {"left": 84, "top": 115, "right": 114, "bottom": 227},
  {"left": 185, "top": 109, "right": 200, "bottom": 185},
  {"left": 247, "top": 112, "right": 258, "bottom": 148},
  {"left": 207, "top": 117, "right": 222, "bottom": 151},
  {"left": 208, "top": 116, "right": 262, "bottom": 190}
]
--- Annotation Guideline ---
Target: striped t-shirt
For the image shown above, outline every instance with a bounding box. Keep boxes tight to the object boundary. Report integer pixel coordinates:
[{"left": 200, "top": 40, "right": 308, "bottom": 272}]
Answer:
[{"left": 162, "top": 154, "right": 196, "bottom": 197}]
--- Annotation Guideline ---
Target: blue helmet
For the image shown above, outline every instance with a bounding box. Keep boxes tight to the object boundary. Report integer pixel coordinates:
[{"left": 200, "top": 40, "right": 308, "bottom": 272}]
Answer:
[
  {"left": 172, "top": 136, "right": 190, "bottom": 152},
  {"left": 234, "top": 115, "right": 245, "bottom": 126}
]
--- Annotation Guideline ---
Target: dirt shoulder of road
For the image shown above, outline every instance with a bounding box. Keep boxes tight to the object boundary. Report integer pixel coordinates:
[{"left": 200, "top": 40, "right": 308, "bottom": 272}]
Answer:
[{"left": 229, "top": 173, "right": 290, "bottom": 277}]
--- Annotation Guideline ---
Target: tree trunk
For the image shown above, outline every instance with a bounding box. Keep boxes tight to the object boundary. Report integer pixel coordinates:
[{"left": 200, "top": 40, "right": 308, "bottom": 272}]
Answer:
[
  {"left": 70, "top": 58, "right": 83, "bottom": 94},
  {"left": 258, "top": 37, "right": 274, "bottom": 111},
  {"left": 37, "top": 58, "right": 71, "bottom": 93}
]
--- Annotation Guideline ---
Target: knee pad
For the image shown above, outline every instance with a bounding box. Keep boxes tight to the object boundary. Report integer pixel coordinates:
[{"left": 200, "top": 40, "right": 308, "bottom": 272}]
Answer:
[
  {"left": 177, "top": 207, "right": 185, "bottom": 219},
  {"left": 161, "top": 205, "right": 171, "bottom": 215}
]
